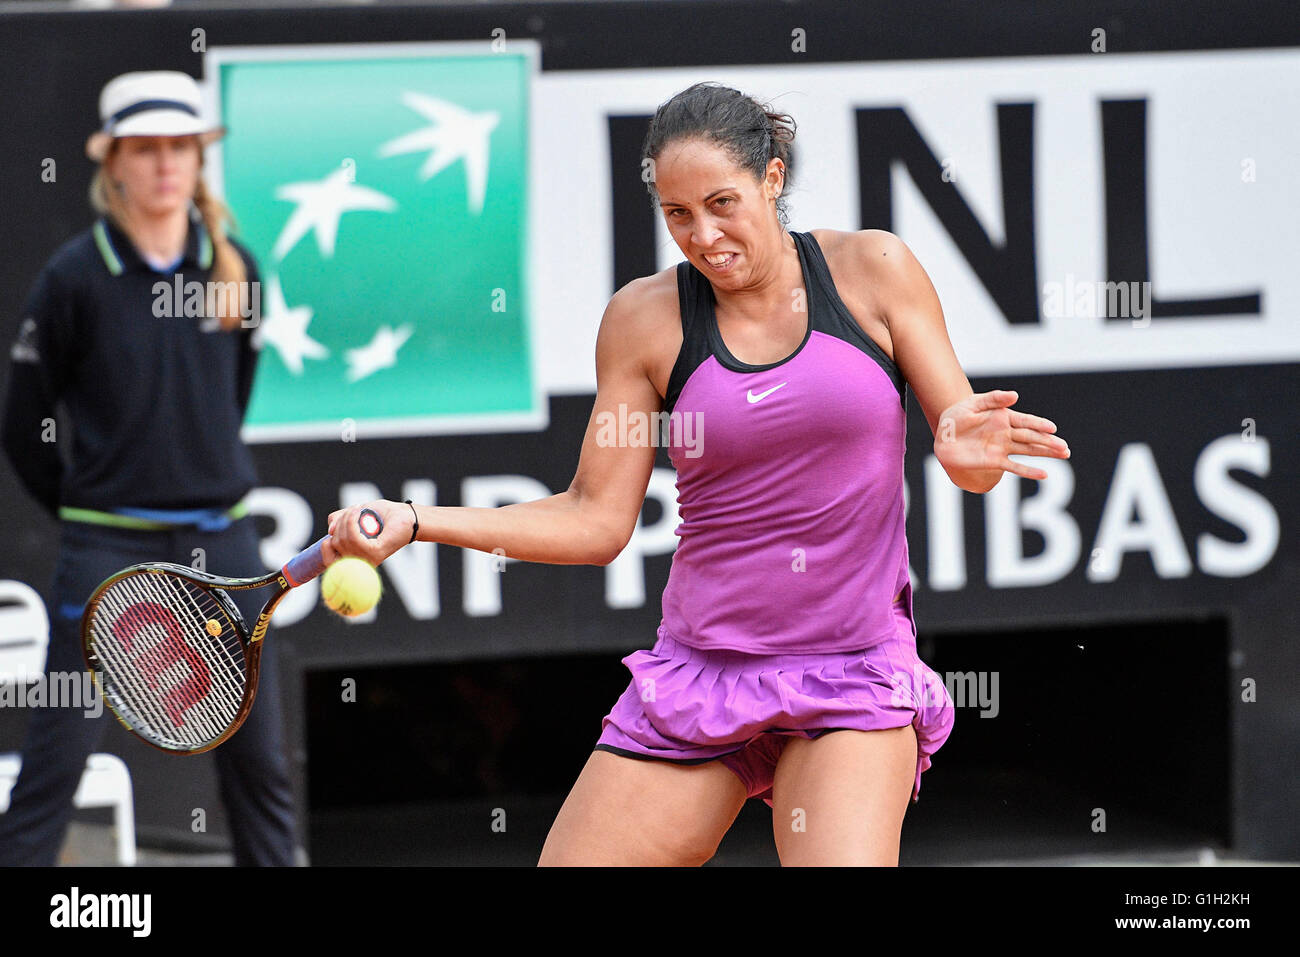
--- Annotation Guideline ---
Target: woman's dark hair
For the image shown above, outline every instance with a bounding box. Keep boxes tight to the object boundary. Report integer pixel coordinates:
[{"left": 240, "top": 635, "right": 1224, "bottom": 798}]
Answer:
[{"left": 642, "top": 81, "right": 797, "bottom": 226}]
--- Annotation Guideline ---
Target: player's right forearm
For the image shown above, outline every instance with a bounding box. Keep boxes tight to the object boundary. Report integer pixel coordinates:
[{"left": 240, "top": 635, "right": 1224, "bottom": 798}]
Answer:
[{"left": 411, "top": 490, "right": 625, "bottom": 566}]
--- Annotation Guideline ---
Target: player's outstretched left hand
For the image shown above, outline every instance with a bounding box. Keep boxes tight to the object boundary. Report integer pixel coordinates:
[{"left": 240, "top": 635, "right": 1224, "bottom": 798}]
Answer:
[
  {"left": 934, "top": 390, "right": 1070, "bottom": 481},
  {"left": 323, "top": 499, "right": 415, "bottom": 566}
]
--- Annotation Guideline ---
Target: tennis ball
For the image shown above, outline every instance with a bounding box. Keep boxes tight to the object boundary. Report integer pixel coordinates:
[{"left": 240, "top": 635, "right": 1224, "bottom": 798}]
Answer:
[{"left": 321, "top": 557, "right": 382, "bottom": 617}]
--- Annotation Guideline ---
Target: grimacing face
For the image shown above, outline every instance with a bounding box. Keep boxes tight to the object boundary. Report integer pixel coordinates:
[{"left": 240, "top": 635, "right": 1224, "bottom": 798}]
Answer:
[
  {"left": 106, "top": 134, "right": 202, "bottom": 219},
  {"left": 654, "top": 137, "right": 786, "bottom": 288}
]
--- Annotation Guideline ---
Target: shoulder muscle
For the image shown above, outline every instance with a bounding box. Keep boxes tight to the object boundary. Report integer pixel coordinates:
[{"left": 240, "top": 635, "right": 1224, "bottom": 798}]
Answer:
[
  {"left": 595, "top": 268, "right": 682, "bottom": 397},
  {"left": 845, "top": 231, "right": 974, "bottom": 437}
]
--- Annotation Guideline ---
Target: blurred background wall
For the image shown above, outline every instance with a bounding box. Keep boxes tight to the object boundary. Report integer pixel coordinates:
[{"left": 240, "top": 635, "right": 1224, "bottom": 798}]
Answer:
[{"left": 0, "top": 0, "right": 1295, "bottom": 864}]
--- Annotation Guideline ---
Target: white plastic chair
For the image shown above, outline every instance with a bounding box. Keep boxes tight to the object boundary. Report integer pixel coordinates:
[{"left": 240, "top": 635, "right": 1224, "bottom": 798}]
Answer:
[{"left": 0, "top": 580, "right": 136, "bottom": 866}]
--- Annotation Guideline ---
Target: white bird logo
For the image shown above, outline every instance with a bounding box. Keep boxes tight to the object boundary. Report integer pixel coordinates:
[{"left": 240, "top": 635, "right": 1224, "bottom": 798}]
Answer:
[
  {"left": 272, "top": 166, "right": 397, "bottom": 261},
  {"left": 346, "top": 324, "right": 415, "bottom": 383},
  {"left": 253, "top": 275, "right": 329, "bottom": 376},
  {"left": 378, "top": 91, "right": 500, "bottom": 216}
]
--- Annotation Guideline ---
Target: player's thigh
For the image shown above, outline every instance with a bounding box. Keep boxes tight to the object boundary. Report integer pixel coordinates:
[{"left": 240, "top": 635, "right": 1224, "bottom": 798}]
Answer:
[
  {"left": 770, "top": 725, "right": 918, "bottom": 867},
  {"left": 539, "top": 749, "right": 748, "bottom": 866}
]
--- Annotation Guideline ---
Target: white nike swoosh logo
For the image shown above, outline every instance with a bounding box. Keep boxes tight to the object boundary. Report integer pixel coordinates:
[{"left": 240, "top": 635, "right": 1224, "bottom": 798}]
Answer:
[{"left": 746, "top": 382, "right": 788, "bottom": 403}]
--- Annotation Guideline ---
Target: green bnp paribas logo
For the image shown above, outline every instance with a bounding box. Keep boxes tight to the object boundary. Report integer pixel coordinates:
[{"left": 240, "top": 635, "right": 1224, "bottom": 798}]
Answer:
[{"left": 210, "top": 43, "right": 540, "bottom": 441}]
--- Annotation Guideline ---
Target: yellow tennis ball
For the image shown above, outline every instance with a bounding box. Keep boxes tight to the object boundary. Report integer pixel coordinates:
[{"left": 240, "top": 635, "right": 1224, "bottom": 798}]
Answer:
[{"left": 321, "top": 557, "right": 382, "bottom": 617}]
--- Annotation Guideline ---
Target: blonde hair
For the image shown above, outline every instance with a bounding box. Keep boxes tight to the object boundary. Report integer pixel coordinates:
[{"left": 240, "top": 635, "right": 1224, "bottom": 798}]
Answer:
[{"left": 90, "top": 140, "right": 249, "bottom": 333}]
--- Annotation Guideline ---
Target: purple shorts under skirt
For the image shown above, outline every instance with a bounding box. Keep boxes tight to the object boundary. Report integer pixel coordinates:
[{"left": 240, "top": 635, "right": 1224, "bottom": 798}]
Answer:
[{"left": 594, "top": 590, "right": 955, "bottom": 806}]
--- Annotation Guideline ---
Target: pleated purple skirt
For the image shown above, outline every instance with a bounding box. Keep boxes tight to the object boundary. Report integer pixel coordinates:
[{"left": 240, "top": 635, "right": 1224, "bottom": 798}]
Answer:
[{"left": 594, "top": 586, "right": 955, "bottom": 805}]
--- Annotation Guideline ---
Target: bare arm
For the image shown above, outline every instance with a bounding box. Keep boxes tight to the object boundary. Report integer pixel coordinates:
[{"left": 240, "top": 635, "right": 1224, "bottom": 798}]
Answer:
[
  {"left": 324, "top": 280, "right": 663, "bottom": 566},
  {"left": 859, "top": 230, "right": 1069, "bottom": 493}
]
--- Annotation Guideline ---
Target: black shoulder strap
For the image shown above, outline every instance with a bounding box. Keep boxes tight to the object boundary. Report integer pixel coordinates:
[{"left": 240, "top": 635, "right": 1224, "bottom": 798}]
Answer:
[
  {"left": 664, "top": 261, "right": 714, "bottom": 415},
  {"left": 796, "top": 231, "right": 906, "bottom": 406}
]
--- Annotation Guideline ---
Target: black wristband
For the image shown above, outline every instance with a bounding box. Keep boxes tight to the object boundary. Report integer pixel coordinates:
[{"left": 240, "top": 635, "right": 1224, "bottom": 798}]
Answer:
[{"left": 403, "top": 499, "right": 419, "bottom": 544}]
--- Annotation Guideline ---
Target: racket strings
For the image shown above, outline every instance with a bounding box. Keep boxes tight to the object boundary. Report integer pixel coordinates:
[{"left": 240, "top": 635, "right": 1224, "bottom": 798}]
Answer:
[
  {"left": 94, "top": 580, "right": 240, "bottom": 747},
  {"left": 118, "top": 575, "right": 245, "bottom": 732},
  {"left": 92, "top": 583, "right": 231, "bottom": 746},
  {"left": 87, "top": 572, "right": 248, "bottom": 750},
  {"left": 158, "top": 574, "right": 247, "bottom": 704},
  {"left": 91, "top": 590, "right": 197, "bottom": 735}
]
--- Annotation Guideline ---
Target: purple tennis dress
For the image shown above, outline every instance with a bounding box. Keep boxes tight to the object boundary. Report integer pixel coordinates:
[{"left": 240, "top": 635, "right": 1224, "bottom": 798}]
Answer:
[{"left": 595, "top": 230, "right": 954, "bottom": 805}]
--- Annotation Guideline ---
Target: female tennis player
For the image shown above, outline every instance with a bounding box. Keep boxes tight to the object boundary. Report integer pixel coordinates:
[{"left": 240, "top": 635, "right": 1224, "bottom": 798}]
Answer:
[
  {"left": 0, "top": 71, "right": 297, "bottom": 865},
  {"left": 324, "top": 81, "right": 1070, "bottom": 866}
]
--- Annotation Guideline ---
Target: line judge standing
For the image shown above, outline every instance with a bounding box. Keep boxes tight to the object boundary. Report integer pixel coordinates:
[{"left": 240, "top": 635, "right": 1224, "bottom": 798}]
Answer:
[{"left": 0, "top": 71, "right": 298, "bottom": 866}]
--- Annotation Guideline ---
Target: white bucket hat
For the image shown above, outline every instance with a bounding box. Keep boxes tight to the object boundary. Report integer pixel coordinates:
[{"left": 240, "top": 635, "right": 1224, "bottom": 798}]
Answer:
[{"left": 85, "top": 71, "right": 225, "bottom": 162}]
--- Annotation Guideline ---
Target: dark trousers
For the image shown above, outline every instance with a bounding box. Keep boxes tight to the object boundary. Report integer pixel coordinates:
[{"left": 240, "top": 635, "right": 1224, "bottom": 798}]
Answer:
[{"left": 0, "top": 516, "right": 297, "bottom": 866}]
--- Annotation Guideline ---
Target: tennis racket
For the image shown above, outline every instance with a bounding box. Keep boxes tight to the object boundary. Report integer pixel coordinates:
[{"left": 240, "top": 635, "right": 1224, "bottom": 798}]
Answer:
[{"left": 81, "top": 507, "right": 386, "bottom": 755}]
